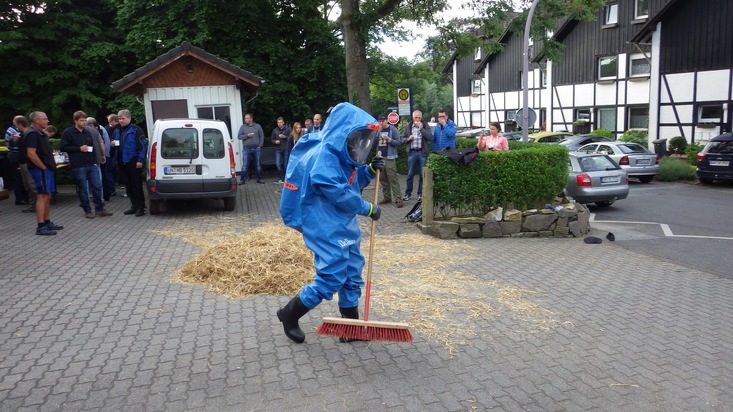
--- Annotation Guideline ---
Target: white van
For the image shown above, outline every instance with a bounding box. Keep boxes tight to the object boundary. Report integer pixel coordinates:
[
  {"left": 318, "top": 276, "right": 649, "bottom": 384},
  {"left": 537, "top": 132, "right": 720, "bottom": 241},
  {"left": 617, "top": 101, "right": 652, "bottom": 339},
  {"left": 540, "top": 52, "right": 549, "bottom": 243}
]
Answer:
[{"left": 146, "top": 119, "right": 237, "bottom": 214}]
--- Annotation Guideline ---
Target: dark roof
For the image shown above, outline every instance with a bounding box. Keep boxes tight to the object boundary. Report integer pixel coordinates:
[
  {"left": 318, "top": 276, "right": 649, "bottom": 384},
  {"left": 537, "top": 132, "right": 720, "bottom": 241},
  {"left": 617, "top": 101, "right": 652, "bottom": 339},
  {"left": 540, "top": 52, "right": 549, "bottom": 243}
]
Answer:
[
  {"left": 441, "top": 13, "right": 520, "bottom": 75},
  {"left": 112, "top": 42, "right": 264, "bottom": 94},
  {"left": 630, "top": 0, "right": 680, "bottom": 43}
]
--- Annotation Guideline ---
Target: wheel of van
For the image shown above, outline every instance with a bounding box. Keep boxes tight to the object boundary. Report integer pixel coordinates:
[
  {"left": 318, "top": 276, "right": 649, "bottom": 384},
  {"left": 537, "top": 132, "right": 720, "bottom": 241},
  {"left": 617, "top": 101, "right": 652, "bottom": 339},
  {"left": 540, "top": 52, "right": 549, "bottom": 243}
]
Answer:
[
  {"left": 149, "top": 199, "right": 162, "bottom": 215},
  {"left": 224, "top": 197, "right": 236, "bottom": 211},
  {"left": 638, "top": 175, "right": 654, "bottom": 183}
]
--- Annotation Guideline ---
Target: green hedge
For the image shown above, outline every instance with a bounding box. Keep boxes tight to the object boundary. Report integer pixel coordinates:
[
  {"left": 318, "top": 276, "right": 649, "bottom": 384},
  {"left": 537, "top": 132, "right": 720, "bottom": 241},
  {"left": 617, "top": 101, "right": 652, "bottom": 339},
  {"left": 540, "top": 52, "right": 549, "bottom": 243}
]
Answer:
[{"left": 427, "top": 142, "right": 569, "bottom": 213}]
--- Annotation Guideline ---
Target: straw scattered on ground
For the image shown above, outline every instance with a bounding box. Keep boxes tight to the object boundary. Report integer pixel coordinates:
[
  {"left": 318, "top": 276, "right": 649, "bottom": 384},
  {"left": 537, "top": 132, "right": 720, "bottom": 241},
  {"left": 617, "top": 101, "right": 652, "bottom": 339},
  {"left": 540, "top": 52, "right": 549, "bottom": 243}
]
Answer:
[{"left": 151, "top": 222, "right": 566, "bottom": 353}]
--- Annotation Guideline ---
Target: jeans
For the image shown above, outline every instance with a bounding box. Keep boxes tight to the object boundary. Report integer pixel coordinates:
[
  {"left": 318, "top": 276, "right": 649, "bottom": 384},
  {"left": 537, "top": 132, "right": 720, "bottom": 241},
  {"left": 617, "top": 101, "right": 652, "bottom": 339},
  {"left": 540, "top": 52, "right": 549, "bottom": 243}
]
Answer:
[
  {"left": 405, "top": 150, "right": 426, "bottom": 196},
  {"left": 274, "top": 149, "right": 286, "bottom": 181},
  {"left": 241, "top": 147, "right": 261, "bottom": 181},
  {"left": 71, "top": 165, "right": 104, "bottom": 212},
  {"left": 101, "top": 157, "right": 116, "bottom": 200}
]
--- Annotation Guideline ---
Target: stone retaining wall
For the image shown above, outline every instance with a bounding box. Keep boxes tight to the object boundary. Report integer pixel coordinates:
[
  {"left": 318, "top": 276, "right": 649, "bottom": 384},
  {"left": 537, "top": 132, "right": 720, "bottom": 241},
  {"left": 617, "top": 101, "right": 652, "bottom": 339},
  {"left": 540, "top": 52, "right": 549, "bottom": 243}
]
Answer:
[{"left": 417, "top": 201, "right": 591, "bottom": 239}]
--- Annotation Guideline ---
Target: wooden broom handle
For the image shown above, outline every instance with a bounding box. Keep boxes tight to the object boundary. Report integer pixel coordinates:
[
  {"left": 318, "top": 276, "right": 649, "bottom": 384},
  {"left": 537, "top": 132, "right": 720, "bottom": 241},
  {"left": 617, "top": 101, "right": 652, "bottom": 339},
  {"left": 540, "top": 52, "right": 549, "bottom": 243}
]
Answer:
[{"left": 363, "top": 150, "right": 382, "bottom": 322}]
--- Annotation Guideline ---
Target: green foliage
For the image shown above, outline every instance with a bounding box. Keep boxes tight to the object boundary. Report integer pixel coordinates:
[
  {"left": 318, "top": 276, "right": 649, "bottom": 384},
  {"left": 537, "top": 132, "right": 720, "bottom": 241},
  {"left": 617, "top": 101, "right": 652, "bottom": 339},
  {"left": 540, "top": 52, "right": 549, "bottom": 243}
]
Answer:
[
  {"left": 668, "top": 136, "right": 688, "bottom": 155},
  {"left": 591, "top": 128, "right": 614, "bottom": 139},
  {"left": 619, "top": 129, "right": 648, "bottom": 145},
  {"left": 427, "top": 144, "right": 568, "bottom": 213},
  {"left": 685, "top": 143, "right": 704, "bottom": 165},
  {"left": 656, "top": 157, "right": 696, "bottom": 181}
]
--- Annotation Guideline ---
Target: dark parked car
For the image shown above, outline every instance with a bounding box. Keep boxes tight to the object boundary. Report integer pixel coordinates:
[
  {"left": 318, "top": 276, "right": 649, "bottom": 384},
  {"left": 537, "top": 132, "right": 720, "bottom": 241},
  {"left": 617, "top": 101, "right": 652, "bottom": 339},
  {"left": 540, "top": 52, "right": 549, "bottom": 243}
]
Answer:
[
  {"left": 558, "top": 134, "right": 613, "bottom": 151},
  {"left": 564, "top": 152, "right": 629, "bottom": 207},
  {"left": 696, "top": 132, "right": 733, "bottom": 184}
]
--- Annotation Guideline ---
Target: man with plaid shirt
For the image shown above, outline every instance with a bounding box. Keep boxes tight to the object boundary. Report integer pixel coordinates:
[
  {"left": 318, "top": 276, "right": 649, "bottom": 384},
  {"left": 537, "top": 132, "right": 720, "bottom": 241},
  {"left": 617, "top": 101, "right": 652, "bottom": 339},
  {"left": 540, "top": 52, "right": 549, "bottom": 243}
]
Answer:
[{"left": 401, "top": 110, "right": 432, "bottom": 201}]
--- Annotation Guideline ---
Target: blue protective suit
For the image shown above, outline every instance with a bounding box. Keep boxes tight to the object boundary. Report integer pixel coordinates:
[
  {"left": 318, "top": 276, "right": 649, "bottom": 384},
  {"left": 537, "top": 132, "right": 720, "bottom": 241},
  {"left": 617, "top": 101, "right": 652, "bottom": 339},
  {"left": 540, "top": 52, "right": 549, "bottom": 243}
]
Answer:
[{"left": 280, "top": 103, "right": 378, "bottom": 310}]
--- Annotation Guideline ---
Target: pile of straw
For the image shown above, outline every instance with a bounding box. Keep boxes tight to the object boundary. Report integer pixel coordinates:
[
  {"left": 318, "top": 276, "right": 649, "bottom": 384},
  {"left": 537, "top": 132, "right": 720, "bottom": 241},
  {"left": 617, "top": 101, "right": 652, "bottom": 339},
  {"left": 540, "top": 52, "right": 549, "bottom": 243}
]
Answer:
[{"left": 169, "top": 223, "right": 314, "bottom": 298}]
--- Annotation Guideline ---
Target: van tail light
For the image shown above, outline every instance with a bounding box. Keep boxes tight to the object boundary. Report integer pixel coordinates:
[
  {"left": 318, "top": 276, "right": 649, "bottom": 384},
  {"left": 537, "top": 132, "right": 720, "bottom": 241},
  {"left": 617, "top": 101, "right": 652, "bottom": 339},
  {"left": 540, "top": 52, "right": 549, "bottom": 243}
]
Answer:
[
  {"left": 697, "top": 152, "right": 707, "bottom": 162},
  {"left": 576, "top": 174, "right": 592, "bottom": 187},
  {"left": 150, "top": 142, "right": 157, "bottom": 180},
  {"left": 228, "top": 143, "right": 236, "bottom": 179},
  {"left": 618, "top": 156, "right": 629, "bottom": 166}
]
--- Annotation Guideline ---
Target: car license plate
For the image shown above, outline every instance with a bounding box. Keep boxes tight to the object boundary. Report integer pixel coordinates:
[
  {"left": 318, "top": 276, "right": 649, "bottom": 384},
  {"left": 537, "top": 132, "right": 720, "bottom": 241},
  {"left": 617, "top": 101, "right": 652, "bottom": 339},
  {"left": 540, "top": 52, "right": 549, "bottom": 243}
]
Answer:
[
  {"left": 601, "top": 176, "right": 620, "bottom": 183},
  {"left": 164, "top": 166, "right": 195, "bottom": 175},
  {"left": 710, "top": 160, "right": 729, "bottom": 166},
  {"left": 636, "top": 159, "right": 651, "bottom": 165}
]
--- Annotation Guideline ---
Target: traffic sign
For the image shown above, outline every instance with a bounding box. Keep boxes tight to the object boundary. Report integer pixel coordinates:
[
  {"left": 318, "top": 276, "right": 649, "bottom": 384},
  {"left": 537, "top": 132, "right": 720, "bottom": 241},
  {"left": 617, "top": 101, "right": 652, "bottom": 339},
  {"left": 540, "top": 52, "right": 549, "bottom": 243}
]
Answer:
[
  {"left": 515, "top": 108, "right": 537, "bottom": 129},
  {"left": 397, "top": 88, "right": 412, "bottom": 116},
  {"left": 387, "top": 112, "right": 399, "bottom": 125}
]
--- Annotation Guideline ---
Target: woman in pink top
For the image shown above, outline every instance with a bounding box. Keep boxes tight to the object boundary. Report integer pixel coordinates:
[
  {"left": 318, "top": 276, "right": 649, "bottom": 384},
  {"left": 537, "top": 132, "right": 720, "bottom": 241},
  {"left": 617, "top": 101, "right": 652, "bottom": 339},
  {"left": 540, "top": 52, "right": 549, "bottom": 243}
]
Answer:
[{"left": 477, "top": 122, "right": 509, "bottom": 151}]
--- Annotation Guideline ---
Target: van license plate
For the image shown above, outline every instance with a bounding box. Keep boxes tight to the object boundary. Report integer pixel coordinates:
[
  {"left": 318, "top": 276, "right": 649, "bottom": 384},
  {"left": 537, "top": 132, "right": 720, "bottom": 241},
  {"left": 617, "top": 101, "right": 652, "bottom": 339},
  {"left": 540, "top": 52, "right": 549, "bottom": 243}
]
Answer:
[
  {"left": 710, "top": 160, "right": 729, "bottom": 166},
  {"left": 165, "top": 166, "right": 195, "bottom": 175},
  {"left": 601, "top": 176, "right": 620, "bottom": 183}
]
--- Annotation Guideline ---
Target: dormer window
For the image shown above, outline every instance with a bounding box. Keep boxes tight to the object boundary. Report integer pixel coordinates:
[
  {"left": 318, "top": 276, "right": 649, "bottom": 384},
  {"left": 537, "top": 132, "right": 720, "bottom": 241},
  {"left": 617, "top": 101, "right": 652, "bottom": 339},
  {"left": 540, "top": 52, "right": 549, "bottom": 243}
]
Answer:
[{"left": 474, "top": 47, "right": 482, "bottom": 62}]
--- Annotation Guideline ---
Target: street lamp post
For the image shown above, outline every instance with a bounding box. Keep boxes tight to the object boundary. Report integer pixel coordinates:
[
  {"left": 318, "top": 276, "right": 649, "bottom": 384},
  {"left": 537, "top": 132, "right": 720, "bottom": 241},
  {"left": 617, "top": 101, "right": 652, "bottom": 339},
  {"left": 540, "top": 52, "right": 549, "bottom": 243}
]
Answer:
[{"left": 522, "top": 0, "right": 540, "bottom": 142}]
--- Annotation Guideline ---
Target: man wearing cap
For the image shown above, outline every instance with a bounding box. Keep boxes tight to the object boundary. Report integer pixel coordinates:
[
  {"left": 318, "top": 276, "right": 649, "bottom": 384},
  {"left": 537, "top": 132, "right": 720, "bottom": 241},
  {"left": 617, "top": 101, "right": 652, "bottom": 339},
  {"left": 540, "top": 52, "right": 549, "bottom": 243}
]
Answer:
[{"left": 376, "top": 114, "right": 403, "bottom": 207}]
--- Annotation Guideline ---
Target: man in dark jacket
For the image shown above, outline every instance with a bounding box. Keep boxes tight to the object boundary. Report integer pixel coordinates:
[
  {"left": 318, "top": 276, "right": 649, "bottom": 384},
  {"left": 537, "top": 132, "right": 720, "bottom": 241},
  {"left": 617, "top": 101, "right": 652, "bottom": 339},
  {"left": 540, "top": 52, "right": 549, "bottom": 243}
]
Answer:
[
  {"left": 113, "top": 109, "right": 147, "bottom": 216},
  {"left": 60, "top": 110, "right": 112, "bottom": 219},
  {"left": 271, "top": 117, "right": 291, "bottom": 183},
  {"left": 401, "top": 110, "right": 433, "bottom": 201}
]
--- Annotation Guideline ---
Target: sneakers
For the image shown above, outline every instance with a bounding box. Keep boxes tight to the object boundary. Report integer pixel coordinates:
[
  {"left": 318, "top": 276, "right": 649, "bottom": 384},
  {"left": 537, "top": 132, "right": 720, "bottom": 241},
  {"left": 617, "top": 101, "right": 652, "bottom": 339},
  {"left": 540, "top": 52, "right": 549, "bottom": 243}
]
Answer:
[
  {"left": 123, "top": 208, "right": 137, "bottom": 215},
  {"left": 85, "top": 212, "right": 95, "bottom": 219},
  {"left": 95, "top": 210, "right": 113, "bottom": 217},
  {"left": 21, "top": 206, "right": 36, "bottom": 213},
  {"left": 402, "top": 194, "right": 410, "bottom": 201},
  {"left": 36, "top": 225, "right": 56, "bottom": 236},
  {"left": 417, "top": 194, "right": 423, "bottom": 201},
  {"left": 395, "top": 200, "right": 404, "bottom": 208},
  {"left": 378, "top": 199, "right": 391, "bottom": 205},
  {"left": 256, "top": 180, "right": 265, "bottom": 184},
  {"left": 238, "top": 180, "right": 246, "bottom": 186},
  {"left": 46, "top": 222, "right": 64, "bottom": 230}
]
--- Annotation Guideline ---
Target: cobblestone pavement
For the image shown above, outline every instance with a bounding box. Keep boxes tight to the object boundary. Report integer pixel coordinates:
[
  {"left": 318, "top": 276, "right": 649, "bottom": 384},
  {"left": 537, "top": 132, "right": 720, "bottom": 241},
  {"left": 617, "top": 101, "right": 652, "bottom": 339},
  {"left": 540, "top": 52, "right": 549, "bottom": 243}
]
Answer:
[{"left": 1, "top": 174, "right": 732, "bottom": 411}]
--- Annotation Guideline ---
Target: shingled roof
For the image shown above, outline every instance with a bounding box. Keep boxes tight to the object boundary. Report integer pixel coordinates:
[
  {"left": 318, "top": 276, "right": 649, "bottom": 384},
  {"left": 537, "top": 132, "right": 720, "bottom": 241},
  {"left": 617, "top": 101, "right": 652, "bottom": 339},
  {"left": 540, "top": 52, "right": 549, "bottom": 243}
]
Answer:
[{"left": 112, "top": 42, "right": 264, "bottom": 96}]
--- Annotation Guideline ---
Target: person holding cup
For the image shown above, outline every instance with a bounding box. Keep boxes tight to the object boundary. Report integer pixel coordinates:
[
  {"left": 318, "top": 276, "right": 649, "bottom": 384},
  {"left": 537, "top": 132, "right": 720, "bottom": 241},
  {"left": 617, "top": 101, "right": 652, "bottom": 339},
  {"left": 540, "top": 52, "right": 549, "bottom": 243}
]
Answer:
[
  {"left": 376, "top": 114, "right": 403, "bottom": 207},
  {"left": 60, "top": 110, "right": 112, "bottom": 219},
  {"left": 271, "top": 117, "right": 291, "bottom": 184},
  {"left": 477, "top": 122, "right": 509, "bottom": 151}
]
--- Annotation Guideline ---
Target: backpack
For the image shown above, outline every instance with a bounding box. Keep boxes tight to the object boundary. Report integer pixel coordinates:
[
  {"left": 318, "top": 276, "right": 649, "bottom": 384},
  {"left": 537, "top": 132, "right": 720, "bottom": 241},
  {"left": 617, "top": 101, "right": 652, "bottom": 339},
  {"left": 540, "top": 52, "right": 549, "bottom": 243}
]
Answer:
[
  {"left": 437, "top": 147, "right": 478, "bottom": 165},
  {"left": 404, "top": 200, "right": 423, "bottom": 222}
]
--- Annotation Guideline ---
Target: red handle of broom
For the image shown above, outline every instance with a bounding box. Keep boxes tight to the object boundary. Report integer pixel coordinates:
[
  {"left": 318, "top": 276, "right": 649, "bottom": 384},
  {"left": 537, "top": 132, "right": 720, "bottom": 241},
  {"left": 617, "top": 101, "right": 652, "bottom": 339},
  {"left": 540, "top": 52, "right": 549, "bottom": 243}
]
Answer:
[{"left": 363, "top": 150, "right": 383, "bottom": 322}]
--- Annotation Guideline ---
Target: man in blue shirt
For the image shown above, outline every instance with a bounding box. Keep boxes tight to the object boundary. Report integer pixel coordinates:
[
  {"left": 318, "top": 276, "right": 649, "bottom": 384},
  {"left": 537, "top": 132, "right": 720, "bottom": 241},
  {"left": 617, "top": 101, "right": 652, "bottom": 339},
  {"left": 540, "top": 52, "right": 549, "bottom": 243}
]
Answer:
[
  {"left": 431, "top": 109, "right": 456, "bottom": 151},
  {"left": 113, "top": 109, "right": 147, "bottom": 216}
]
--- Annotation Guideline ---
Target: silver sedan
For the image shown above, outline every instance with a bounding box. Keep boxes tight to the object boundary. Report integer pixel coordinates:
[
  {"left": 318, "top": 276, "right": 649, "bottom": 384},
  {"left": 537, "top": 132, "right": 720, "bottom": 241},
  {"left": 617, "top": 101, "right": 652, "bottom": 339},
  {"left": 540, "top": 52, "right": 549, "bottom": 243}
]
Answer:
[
  {"left": 564, "top": 152, "right": 629, "bottom": 207},
  {"left": 576, "top": 141, "right": 659, "bottom": 183}
]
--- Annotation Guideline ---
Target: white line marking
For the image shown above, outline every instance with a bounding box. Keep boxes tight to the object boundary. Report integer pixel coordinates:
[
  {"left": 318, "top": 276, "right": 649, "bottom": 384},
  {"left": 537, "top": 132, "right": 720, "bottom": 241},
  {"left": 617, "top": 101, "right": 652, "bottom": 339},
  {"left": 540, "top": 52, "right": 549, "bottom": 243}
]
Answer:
[{"left": 590, "top": 213, "right": 733, "bottom": 241}]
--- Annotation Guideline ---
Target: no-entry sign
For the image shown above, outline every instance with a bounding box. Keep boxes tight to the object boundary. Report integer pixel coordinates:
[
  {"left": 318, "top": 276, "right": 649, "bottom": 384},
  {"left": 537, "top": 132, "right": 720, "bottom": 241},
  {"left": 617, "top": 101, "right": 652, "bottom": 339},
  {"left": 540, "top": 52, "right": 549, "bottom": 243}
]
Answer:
[{"left": 387, "top": 112, "right": 399, "bottom": 125}]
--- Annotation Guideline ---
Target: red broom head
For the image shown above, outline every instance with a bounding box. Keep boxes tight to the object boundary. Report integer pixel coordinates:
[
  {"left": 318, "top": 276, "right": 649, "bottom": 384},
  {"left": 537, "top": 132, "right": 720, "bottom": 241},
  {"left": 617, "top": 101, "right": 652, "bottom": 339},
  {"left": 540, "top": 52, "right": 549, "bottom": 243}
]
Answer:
[{"left": 316, "top": 322, "right": 413, "bottom": 343}]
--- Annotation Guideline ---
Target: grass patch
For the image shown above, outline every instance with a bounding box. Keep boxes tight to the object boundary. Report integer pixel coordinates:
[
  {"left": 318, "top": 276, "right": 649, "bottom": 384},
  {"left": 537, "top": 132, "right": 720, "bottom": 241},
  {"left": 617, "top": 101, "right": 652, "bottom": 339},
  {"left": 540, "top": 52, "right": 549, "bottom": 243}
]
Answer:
[{"left": 656, "top": 156, "right": 697, "bottom": 181}]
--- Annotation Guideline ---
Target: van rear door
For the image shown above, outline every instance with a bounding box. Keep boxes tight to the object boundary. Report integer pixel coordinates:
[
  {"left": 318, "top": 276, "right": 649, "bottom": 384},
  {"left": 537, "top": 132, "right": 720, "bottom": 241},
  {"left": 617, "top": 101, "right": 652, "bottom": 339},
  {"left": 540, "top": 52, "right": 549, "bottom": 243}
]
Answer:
[
  {"left": 201, "top": 126, "right": 233, "bottom": 192},
  {"left": 156, "top": 124, "right": 204, "bottom": 194}
]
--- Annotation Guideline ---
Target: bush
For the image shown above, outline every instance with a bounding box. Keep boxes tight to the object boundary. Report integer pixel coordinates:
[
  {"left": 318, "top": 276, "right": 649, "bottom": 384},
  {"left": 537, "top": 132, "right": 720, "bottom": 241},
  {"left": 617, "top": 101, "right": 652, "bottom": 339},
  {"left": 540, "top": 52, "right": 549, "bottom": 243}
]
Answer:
[
  {"left": 685, "top": 143, "right": 704, "bottom": 165},
  {"left": 427, "top": 143, "right": 568, "bottom": 214},
  {"left": 591, "top": 128, "right": 615, "bottom": 140},
  {"left": 656, "top": 157, "right": 696, "bottom": 181},
  {"left": 668, "top": 136, "right": 687, "bottom": 155},
  {"left": 619, "top": 129, "right": 648, "bottom": 145}
]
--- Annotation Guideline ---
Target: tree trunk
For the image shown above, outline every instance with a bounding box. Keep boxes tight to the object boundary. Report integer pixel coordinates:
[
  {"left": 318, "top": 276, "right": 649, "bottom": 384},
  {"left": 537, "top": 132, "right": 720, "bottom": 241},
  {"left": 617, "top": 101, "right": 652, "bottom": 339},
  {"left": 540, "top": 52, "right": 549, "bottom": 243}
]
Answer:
[{"left": 340, "top": 0, "right": 371, "bottom": 113}]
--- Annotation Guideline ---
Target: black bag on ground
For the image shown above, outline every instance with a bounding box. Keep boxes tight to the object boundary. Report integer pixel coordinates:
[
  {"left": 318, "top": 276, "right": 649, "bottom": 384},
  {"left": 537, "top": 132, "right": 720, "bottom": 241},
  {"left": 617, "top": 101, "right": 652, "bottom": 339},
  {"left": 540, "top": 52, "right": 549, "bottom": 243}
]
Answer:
[{"left": 404, "top": 200, "right": 423, "bottom": 222}]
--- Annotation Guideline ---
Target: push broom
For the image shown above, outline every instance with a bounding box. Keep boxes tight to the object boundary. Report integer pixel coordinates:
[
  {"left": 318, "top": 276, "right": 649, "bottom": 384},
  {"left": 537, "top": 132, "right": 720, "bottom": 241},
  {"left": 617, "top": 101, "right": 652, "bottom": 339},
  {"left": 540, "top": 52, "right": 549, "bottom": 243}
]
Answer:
[{"left": 316, "top": 151, "right": 413, "bottom": 343}]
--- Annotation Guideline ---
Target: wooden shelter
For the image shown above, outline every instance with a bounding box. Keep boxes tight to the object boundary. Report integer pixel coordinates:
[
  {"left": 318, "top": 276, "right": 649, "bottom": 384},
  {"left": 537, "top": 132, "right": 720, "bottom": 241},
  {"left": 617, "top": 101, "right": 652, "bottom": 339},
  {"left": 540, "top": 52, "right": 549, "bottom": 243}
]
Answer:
[{"left": 112, "top": 42, "right": 264, "bottom": 169}]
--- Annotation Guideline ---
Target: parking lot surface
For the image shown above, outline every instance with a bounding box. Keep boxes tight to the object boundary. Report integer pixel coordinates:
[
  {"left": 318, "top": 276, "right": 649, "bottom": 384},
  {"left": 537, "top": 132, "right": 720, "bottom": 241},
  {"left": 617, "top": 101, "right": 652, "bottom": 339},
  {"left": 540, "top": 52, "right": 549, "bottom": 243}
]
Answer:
[{"left": 1, "top": 175, "right": 732, "bottom": 411}]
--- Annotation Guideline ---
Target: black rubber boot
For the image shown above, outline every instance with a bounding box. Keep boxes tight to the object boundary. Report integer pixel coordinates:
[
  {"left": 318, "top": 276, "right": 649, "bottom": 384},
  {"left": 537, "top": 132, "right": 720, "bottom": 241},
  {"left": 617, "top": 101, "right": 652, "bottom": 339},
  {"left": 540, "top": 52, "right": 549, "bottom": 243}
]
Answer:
[
  {"left": 276, "top": 295, "right": 310, "bottom": 343},
  {"left": 339, "top": 306, "right": 361, "bottom": 343}
]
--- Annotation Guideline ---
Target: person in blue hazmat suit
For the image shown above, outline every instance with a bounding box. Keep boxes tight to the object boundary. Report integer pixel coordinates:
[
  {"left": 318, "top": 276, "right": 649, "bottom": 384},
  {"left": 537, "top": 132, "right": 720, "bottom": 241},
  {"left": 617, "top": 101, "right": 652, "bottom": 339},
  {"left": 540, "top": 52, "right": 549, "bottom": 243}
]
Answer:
[{"left": 276, "top": 102, "right": 385, "bottom": 343}]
